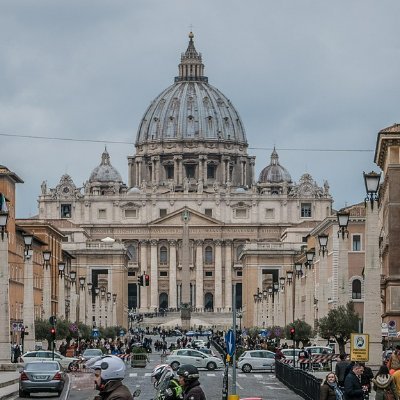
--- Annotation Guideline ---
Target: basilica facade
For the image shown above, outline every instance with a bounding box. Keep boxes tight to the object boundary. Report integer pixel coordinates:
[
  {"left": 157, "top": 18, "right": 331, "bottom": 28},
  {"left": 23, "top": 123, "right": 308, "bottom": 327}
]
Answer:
[{"left": 37, "top": 33, "right": 333, "bottom": 329}]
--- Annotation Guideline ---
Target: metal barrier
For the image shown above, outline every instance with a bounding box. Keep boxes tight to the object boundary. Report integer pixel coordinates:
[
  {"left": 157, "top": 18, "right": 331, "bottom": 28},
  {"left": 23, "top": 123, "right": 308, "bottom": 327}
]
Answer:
[{"left": 275, "top": 361, "right": 322, "bottom": 400}]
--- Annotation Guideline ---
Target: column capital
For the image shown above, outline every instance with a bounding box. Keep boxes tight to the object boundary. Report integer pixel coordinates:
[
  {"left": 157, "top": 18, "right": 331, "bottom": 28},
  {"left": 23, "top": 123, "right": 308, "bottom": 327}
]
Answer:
[
  {"left": 199, "top": 155, "right": 208, "bottom": 161},
  {"left": 215, "top": 239, "right": 223, "bottom": 247},
  {"left": 151, "top": 156, "right": 160, "bottom": 162},
  {"left": 150, "top": 239, "right": 158, "bottom": 247},
  {"left": 139, "top": 239, "right": 148, "bottom": 245},
  {"left": 195, "top": 239, "right": 204, "bottom": 247},
  {"left": 168, "top": 239, "right": 177, "bottom": 247},
  {"left": 224, "top": 239, "right": 233, "bottom": 246},
  {"left": 173, "top": 155, "right": 183, "bottom": 161}
]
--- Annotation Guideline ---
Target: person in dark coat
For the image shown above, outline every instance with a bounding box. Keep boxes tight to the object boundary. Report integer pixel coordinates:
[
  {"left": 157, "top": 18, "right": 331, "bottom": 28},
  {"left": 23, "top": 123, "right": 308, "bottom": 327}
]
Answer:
[
  {"left": 336, "top": 354, "right": 351, "bottom": 388},
  {"left": 321, "top": 373, "right": 343, "bottom": 400},
  {"left": 344, "top": 363, "right": 367, "bottom": 400},
  {"left": 177, "top": 364, "right": 206, "bottom": 400}
]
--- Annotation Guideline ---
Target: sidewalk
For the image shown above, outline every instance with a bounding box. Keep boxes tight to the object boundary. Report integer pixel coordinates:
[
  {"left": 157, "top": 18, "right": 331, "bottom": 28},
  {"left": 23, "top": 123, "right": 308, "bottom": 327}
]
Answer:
[{"left": 0, "top": 371, "right": 20, "bottom": 400}]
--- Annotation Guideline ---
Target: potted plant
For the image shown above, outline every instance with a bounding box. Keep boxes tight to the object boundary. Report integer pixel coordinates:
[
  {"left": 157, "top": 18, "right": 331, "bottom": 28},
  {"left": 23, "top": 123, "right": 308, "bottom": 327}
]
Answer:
[{"left": 130, "top": 346, "right": 149, "bottom": 368}]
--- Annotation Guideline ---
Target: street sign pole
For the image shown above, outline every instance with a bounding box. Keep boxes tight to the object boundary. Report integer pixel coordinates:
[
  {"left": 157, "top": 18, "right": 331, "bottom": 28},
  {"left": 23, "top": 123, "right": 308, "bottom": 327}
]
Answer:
[{"left": 232, "top": 284, "right": 237, "bottom": 396}]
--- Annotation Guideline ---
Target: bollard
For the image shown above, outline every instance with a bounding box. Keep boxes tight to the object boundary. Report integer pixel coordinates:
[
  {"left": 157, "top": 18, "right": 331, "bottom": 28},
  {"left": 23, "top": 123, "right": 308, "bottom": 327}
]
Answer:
[{"left": 228, "top": 395, "right": 240, "bottom": 400}]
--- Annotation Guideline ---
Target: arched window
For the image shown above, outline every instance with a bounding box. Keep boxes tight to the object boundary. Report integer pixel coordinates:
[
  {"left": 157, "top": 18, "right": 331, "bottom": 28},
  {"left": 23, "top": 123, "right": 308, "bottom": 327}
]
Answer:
[
  {"left": 159, "top": 293, "right": 168, "bottom": 310},
  {"left": 205, "top": 246, "right": 213, "bottom": 264},
  {"left": 160, "top": 246, "right": 168, "bottom": 264},
  {"left": 127, "top": 244, "right": 137, "bottom": 262},
  {"left": 352, "top": 279, "right": 362, "bottom": 299},
  {"left": 204, "top": 293, "right": 214, "bottom": 311},
  {"left": 236, "top": 245, "right": 244, "bottom": 261}
]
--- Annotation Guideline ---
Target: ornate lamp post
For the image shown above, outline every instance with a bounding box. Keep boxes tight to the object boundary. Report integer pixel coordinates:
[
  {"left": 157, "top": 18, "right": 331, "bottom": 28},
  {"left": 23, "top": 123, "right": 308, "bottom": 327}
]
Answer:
[
  {"left": 363, "top": 171, "right": 381, "bottom": 209},
  {"left": 78, "top": 276, "right": 86, "bottom": 324},
  {"left": 317, "top": 233, "right": 329, "bottom": 320},
  {"left": 58, "top": 262, "right": 66, "bottom": 319},
  {"left": 112, "top": 293, "right": 117, "bottom": 326},
  {"left": 42, "top": 250, "right": 52, "bottom": 319},
  {"left": 94, "top": 287, "right": 100, "bottom": 327},
  {"left": 87, "top": 282, "right": 93, "bottom": 327}
]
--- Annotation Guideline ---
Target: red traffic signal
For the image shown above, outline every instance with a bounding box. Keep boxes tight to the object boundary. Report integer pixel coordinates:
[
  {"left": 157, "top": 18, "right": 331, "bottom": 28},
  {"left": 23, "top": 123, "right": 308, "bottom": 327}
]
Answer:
[
  {"left": 290, "top": 327, "right": 295, "bottom": 340},
  {"left": 144, "top": 274, "right": 150, "bottom": 286},
  {"left": 50, "top": 327, "right": 56, "bottom": 340}
]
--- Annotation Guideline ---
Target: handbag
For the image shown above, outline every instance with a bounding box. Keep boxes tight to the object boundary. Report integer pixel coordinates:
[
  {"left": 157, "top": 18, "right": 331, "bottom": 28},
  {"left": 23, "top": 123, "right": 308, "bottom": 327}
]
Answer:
[{"left": 385, "top": 389, "right": 395, "bottom": 400}]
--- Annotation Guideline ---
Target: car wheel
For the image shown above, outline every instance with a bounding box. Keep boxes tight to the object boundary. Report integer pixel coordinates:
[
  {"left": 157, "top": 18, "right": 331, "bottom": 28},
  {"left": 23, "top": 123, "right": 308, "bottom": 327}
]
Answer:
[
  {"left": 242, "top": 363, "right": 252, "bottom": 373},
  {"left": 207, "top": 362, "right": 217, "bottom": 371},
  {"left": 19, "top": 389, "right": 26, "bottom": 398},
  {"left": 170, "top": 361, "right": 180, "bottom": 371}
]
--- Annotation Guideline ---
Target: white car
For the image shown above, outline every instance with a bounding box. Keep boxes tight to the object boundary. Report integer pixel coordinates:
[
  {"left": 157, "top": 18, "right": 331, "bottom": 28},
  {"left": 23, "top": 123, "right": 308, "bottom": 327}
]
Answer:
[
  {"left": 237, "top": 350, "right": 275, "bottom": 373},
  {"left": 165, "top": 349, "right": 224, "bottom": 371},
  {"left": 21, "top": 350, "right": 79, "bottom": 370},
  {"left": 281, "top": 348, "right": 302, "bottom": 361}
]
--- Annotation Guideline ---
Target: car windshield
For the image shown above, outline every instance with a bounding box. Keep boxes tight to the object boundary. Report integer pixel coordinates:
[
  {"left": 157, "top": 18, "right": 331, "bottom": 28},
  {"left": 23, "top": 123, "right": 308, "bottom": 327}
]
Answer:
[
  {"left": 26, "top": 362, "right": 58, "bottom": 371},
  {"left": 84, "top": 350, "right": 102, "bottom": 355}
]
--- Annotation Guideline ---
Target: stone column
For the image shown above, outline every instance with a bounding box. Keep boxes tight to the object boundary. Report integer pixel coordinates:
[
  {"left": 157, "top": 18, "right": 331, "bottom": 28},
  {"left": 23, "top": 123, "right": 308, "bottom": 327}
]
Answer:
[
  {"left": 337, "top": 233, "right": 349, "bottom": 307},
  {"left": 195, "top": 240, "right": 204, "bottom": 310},
  {"left": 249, "top": 158, "right": 256, "bottom": 185},
  {"left": 43, "top": 263, "right": 52, "bottom": 320},
  {"left": 87, "top": 285, "right": 93, "bottom": 327},
  {"left": 364, "top": 203, "right": 381, "bottom": 369},
  {"left": 214, "top": 240, "right": 223, "bottom": 311},
  {"left": 0, "top": 234, "right": 11, "bottom": 363},
  {"left": 70, "top": 283, "right": 77, "bottom": 322},
  {"left": 150, "top": 240, "right": 158, "bottom": 310},
  {"left": 139, "top": 240, "right": 148, "bottom": 311},
  {"left": 224, "top": 240, "right": 233, "bottom": 311},
  {"left": 112, "top": 297, "right": 117, "bottom": 326},
  {"left": 23, "top": 255, "right": 35, "bottom": 351},
  {"left": 94, "top": 293, "right": 100, "bottom": 327},
  {"left": 79, "top": 285, "right": 86, "bottom": 324},
  {"left": 318, "top": 246, "right": 329, "bottom": 321},
  {"left": 169, "top": 240, "right": 177, "bottom": 310}
]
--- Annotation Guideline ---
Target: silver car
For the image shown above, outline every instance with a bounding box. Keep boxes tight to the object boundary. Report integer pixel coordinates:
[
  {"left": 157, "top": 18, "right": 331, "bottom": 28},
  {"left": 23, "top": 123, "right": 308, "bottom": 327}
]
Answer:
[
  {"left": 165, "top": 349, "right": 224, "bottom": 370},
  {"left": 237, "top": 350, "right": 275, "bottom": 373},
  {"left": 19, "top": 360, "right": 66, "bottom": 397},
  {"left": 21, "top": 350, "right": 79, "bottom": 370}
]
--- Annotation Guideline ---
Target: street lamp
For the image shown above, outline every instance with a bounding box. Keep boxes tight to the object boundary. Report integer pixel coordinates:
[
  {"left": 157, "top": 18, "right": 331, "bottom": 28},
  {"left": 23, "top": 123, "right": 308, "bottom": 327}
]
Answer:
[
  {"left": 112, "top": 293, "right": 117, "bottom": 303},
  {"left": 70, "top": 271, "right": 76, "bottom": 282},
  {"left": 23, "top": 233, "right": 33, "bottom": 260},
  {"left": 107, "top": 292, "right": 111, "bottom": 301},
  {"left": 279, "top": 276, "right": 286, "bottom": 290},
  {"left": 87, "top": 282, "right": 93, "bottom": 293},
  {"left": 58, "top": 262, "right": 65, "bottom": 277},
  {"left": 295, "top": 262, "right": 303, "bottom": 278},
  {"left": 305, "top": 250, "right": 315, "bottom": 269},
  {"left": 337, "top": 211, "right": 350, "bottom": 239},
  {"left": 100, "top": 287, "right": 106, "bottom": 297},
  {"left": 79, "top": 276, "right": 86, "bottom": 289},
  {"left": 318, "top": 233, "right": 329, "bottom": 257},
  {"left": 43, "top": 250, "right": 51, "bottom": 269},
  {"left": 363, "top": 171, "right": 381, "bottom": 209},
  {"left": 286, "top": 270, "right": 293, "bottom": 285},
  {"left": 95, "top": 287, "right": 100, "bottom": 296}
]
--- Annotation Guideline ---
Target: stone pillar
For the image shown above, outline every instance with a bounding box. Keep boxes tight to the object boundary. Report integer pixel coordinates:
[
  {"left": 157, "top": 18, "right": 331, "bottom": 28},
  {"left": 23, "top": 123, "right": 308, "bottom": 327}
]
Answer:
[
  {"left": 139, "top": 240, "right": 148, "bottom": 311},
  {"left": 94, "top": 293, "right": 100, "bottom": 327},
  {"left": 195, "top": 240, "right": 204, "bottom": 311},
  {"left": 364, "top": 203, "right": 382, "bottom": 369},
  {"left": 150, "top": 240, "right": 158, "bottom": 310},
  {"left": 70, "top": 283, "right": 77, "bottom": 323},
  {"left": 249, "top": 158, "right": 255, "bottom": 185},
  {"left": 338, "top": 233, "right": 349, "bottom": 307},
  {"left": 0, "top": 234, "right": 11, "bottom": 363},
  {"left": 87, "top": 288, "right": 93, "bottom": 327},
  {"left": 43, "top": 264, "right": 52, "bottom": 320},
  {"left": 318, "top": 247, "right": 329, "bottom": 321},
  {"left": 79, "top": 285, "right": 86, "bottom": 324},
  {"left": 224, "top": 240, "right": 232, "bottom": 311},
  {"left": 169, "top": 240, "right": 177, "bottom": 310},
  {"left": 112, "top": 298, "right": 117, "bottom": 326},
  {"left": 23, "top": 255, "right": 35, "bottom": 352},
  {"left": 214, "top": 240, "right": 223, "bottom": 311},
  {"left": 58, "top": 273, "right": 66, "bottom": 319}
]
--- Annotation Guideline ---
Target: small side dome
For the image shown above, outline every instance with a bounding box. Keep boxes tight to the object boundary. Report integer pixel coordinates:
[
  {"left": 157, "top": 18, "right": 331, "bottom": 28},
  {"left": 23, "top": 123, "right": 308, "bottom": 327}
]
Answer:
[
  {"left": 89, "top": 148, "right": 122, "bottom": 183},
  {"left": 258, "top": 148, "right": 292, "bottom": 183},
  {"left": 127, "top": 187, "right": 141, "bottom": 194},
  {"left": 235, "top": 187, "right": 247, "bottom": 193}
]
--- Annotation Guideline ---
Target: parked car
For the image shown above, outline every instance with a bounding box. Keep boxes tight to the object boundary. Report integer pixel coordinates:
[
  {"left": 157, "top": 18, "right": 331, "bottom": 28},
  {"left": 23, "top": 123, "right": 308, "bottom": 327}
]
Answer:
[
  {"left": 305, "top": 346, "right": 334, "bottom": 355},
  {"left": 237, "top": 350, "right": 275, "bottom": 373},
  {"left": 197, "top": 347, "right": 215, "bottom": 356},
  {"left": 21, "top": 350, "right": 79, "bottom": 370},
  {"left": 281, "top": 348, "right": 302, "bottom": 361},
  {"left": 19, "top": 360, "right": 66, "bottom": 397},
  {"left": 82, "top": 348, "right": 103, "bottom": 360},
  {"left": 191, "top": 339, "right": 207, "bottom": 348},
  {"left": 165, "top": 349, "right": 224, "bottom": 371}
]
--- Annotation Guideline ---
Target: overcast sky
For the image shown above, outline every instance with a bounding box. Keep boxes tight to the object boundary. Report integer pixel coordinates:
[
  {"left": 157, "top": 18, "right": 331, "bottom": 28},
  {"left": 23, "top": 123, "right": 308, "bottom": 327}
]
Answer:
[{"left": 1, "top": 1, "right": 399, "bottom": 218}]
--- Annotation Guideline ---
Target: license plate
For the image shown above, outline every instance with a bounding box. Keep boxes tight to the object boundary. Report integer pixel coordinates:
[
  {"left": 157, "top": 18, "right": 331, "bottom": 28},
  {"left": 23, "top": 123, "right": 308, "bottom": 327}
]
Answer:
[{"left": 33, "top": 375, "right": 47, "bottom": 380}]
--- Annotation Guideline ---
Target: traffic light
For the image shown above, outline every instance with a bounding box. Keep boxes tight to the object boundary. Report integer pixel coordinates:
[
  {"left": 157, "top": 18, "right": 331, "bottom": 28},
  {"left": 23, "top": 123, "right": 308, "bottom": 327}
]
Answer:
[
  {"left": 50, "top": 327, "right": 56, "bottom": 341},
  {"left": 137, "top": 275, "right": 144, "bottom": 286},
  {"left": 21, "top": 327, "right": 25, "bottom": 339},
  {"left": 290, "top": 327, "right": 295, "bottom": 340},
  {"left": 144, "top": 274, "right": 150, "bottom": 286}
]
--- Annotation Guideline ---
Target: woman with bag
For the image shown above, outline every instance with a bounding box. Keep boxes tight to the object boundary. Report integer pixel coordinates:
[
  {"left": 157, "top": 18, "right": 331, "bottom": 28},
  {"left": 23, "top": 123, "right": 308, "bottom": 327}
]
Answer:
[
  {"left": 372, "top": 365, "right": 398, "bottom": 400},
  {"left": 320, "top": 373, "right": 344, "bottom": 400}
]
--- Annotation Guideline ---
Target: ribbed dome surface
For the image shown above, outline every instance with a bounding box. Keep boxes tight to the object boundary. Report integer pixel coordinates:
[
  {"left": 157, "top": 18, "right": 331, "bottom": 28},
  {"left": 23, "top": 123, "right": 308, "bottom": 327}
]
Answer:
[
  {"left": 259, "top": 149, "right": 292, "bottom": 183},
  {"left": 135, "top": 32, "right": 247, "bottom": 146},
  {"left": 89, "top": 149, "right": 122, "bottom": 183}
]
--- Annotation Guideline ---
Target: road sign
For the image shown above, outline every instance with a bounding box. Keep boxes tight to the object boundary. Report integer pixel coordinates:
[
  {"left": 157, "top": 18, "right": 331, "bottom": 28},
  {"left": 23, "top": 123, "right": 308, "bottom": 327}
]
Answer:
[
  {"left": 92, "top": 328, "right": 99, "bottom": 338},
  {"left": 388, "top": 320, "right": 397, "bottom": 337},
  {"left": 350, "top": 333, "right": 369, "bottom": 362},
  {"left": 12, "top": 323, "right": 17, "bottom": 332},
  {"left": 225, "top": 329, "right": 235, "bottom": 356}
]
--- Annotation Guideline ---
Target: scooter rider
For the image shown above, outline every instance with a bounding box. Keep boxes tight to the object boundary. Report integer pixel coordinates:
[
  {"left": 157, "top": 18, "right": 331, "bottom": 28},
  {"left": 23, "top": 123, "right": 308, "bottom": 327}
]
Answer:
[
  {"left": 155, "top": 368, "right": 183, "bottom": 400},
  {"left": 176, "top": 364, "right": 206, "bottom": 400},
  {"left": 91, "top": 355, "right": 133, "bottom": 400}
]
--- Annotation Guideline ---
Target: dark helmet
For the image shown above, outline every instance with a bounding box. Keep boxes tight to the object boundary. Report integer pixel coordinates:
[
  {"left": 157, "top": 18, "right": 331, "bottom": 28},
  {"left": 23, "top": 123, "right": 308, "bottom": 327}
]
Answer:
[{"left": 177, "top": 364, "right": 199, "bottom": 382}]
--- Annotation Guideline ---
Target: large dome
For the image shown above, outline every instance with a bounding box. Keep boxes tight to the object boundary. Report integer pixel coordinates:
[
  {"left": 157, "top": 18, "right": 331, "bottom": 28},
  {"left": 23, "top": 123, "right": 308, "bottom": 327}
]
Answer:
[
  {"left": 89, "top": 149, "right": 122, "bottom": 183},
  {"left": 259, "top": 148, "right": 292, "bottom": 183},
  {"left": 135, "top": 33, "right": 247, "bottom": 146}
]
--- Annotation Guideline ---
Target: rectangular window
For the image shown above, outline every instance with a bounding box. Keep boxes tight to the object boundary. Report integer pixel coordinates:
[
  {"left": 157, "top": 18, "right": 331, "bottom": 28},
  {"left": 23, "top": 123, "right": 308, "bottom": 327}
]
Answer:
[
  {"left": 301, "top": 203, "right": 312, "bottom": 218},
  {"left": 159, "top": 209, "right": 167, "bottom": 218},
  {"left": 207, "top": 164, "right": 216, "bottom": 179},
  {"left": 60, "top": 204, "right": 71, "bottom": 218},
  {"left": 128, "top": 269, "right": 135, "bottom": 277},
  {"left": 125, "top": 209, "right": 137, "bottom": 218},
  {"left": 165, "top": 165, "right": 174, "bottom": 179},
  {"left": 98, "top": 209, "right": 107, "bottom": 219},
  {"left": 205, "top": 271, "right": 213, "bottom": 277},
  {"left": 237, "top": 271, "right": 243, "bottom": 277},
  {"left": 235, "top": 209, "right": 247, "bottom": 218},
  {"left": 265, "top": 208, "right": 274, "bottom": 219},
  {"left": 352, "top": 235, "right": 361, "bottom": 251},
  {"left": 185, "top": 165, "right": 195, "bottom": 179},
  {"left": 204, "top": 209, "right": 213, "bottom": 218},
  {"left": 160, "top": 271, "right": 168, "bottom": 277}
]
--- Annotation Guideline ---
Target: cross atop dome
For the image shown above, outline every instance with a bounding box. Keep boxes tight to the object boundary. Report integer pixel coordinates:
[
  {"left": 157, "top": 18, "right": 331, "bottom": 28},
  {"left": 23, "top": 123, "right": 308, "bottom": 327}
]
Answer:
[{"left": 175, "top": 32, "right": 208, "bottom": 82}]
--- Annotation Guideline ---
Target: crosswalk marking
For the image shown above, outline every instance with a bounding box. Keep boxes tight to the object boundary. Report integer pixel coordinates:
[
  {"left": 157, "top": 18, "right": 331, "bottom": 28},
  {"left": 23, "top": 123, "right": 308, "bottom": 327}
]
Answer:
[
  {"left": 129, "top": 373, "right": 137, "bottom": 377},
  {"left": 206, "top": 373, "right": 216, "bottom": 377},
  {"left": 254, "top": 374, "right": 263, "bottom": 379},
  {"left": 145, "top": 373, "right": 152, "bottom": 377}
]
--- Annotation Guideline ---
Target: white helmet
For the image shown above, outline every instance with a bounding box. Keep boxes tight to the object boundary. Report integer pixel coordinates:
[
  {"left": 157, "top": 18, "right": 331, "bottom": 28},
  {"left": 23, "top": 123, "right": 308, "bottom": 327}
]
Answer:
[
  {"left": 90, "top": 355, "right": 126, "bottom": 381},
  {"left": 151, "top": 364, "right": 171, "bottom": 387}
]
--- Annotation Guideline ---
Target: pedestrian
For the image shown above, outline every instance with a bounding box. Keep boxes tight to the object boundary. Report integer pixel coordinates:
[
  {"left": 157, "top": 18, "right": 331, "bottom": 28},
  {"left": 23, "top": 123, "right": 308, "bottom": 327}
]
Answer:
[
  {"left": 320, "top": 372, "right": 344, "bottom": 400},
  {"left": 360, "top": 362, "right": 374, "bottom": 395},
  {"left": 388, "top": 347, "right": 400, "bottom": 372},
  {"left": 298, "top": 346, "right": 309, "bottom": 370},
  {"left": 274, "top": 347, "right": 286, "bottom": 361},
  {"left": 336, "top": 354, "right": 351, "bottom": 389},
  {"left": 13, "top": 344, "right": 21, "bottom": 363},
  {"left": 372, "top": 365, "right": 398, "bottom": 400},
  {"left": 91, "top": 355, "right": 133, "bottom": 400},
  {"left": 177, "top": 364, "right": 206, "bottom": 400},
  {"left": 344, "top": 362, "right": 367, "bottom": 400}
]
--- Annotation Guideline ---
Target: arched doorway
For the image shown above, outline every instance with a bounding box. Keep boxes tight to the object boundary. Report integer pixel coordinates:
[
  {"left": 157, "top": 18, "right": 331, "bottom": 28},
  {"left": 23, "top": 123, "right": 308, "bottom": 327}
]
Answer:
[
  {"left": 159, "top": 293, "right": 168, "bottom": 310},
  {"left": 204, "top": 293, "right": 214, "bottom": 311}
]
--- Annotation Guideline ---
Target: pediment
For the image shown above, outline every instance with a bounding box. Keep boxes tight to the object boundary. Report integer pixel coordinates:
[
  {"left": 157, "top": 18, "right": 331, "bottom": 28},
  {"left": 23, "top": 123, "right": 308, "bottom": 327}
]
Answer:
[{"left": 150, "top": 207, "right": 223, "bottom": 226}]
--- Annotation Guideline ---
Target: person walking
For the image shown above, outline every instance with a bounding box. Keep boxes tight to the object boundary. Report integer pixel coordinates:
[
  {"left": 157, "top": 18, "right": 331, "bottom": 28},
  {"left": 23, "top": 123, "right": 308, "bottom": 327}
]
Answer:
[
  {"left": 344, "top": 362, "right": 367, "bottom": 400},
  {"left": 372, "top": 364, "right": 398, "bottom": 400},
  {"left": 388, "top": 347, "right": 400, "bottom": 372},
  {"left": 320, "top": 373, "right": 344, "bottom": 400},
  {"left": 177, "top": 364, "right": 206, "bottom": 400},
  {"left": 336, "top": 354, "right": 351, "bottom": 389},
  {"left": 91, "top": 355, "right": 133, "bottom": 400}
]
